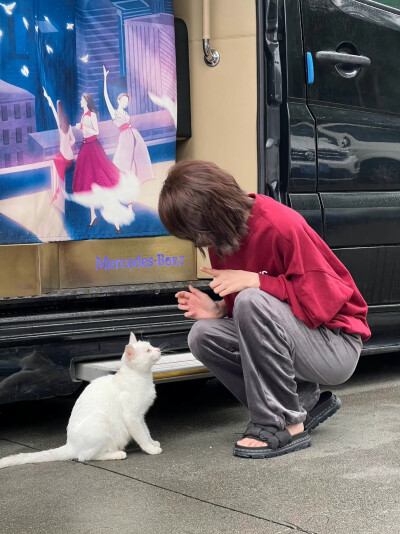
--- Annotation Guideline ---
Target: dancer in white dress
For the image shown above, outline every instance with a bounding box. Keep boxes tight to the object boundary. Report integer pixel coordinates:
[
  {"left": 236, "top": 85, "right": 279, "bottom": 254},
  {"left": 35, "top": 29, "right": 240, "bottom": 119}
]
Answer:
[{"left": 103, "top": 66, "right": 154, "bottom": 214}]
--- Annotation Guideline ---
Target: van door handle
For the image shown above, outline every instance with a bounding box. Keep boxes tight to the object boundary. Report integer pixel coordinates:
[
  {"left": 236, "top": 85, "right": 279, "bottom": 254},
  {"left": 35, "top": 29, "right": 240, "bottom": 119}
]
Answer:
[{"left": 315, "top": 51, "right": 371, "bottom": 67}]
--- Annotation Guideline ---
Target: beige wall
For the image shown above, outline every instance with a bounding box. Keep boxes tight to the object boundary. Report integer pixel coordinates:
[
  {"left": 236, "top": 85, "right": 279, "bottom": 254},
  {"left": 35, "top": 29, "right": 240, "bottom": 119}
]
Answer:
[
  {"left": 173, "top": 0, "right": 258, "bottom": 276},
  {"left": 174, "top": 0, "right": 258, "bottom": 194}
]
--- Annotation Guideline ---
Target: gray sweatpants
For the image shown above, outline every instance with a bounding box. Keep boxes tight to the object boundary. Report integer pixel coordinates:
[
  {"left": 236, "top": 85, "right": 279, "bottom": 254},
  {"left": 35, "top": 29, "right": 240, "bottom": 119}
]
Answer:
[{"left": 188, "top": 288, "right": 363, "bottom": 430}]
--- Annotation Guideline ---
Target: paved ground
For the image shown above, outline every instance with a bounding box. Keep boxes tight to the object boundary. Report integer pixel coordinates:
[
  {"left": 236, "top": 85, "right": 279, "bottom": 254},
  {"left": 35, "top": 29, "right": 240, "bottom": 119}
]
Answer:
[{"left": 1, "top": 352, "right": 400, "bottom": 534}]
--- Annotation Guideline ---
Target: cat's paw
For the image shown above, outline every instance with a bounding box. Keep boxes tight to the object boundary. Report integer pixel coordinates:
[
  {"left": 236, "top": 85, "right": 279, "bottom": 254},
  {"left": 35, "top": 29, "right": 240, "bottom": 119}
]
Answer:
[
  {"left": 151, "top": 440, "right": 160, "bottom": 448},
  {"left": 143, "top": 444, "right": 162, "bottom": 455},
  {"left": 115, "top": 451, "right": 127, "bottom": 460}
]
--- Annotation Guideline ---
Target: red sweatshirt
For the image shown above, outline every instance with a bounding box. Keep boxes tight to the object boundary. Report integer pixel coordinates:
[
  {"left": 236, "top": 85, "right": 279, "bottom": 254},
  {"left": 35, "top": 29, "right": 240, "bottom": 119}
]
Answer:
[{"left": 209, "top": 194, "right": 371, "bottom": 341}]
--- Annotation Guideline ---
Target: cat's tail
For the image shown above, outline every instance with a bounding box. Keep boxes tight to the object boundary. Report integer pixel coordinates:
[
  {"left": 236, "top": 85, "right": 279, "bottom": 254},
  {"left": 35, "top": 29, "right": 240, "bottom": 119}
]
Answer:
[{"left": 0, "top": 445, "right": 72, "bottom": 469}]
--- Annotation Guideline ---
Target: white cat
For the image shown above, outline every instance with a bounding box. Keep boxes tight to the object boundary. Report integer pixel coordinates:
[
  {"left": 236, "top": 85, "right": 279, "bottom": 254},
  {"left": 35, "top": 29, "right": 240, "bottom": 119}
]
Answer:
[{"left": 0, "top": 333, "right": 162, "bottom": 469}]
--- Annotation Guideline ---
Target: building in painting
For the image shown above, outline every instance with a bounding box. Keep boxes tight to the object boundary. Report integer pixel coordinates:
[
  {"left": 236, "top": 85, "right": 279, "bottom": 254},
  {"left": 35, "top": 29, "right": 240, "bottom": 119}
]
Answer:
[
  {"left": 75, "top": 0, "right": 121, "bottom": 112},
  {"left": 111, "top": 0, "right": 152, "bottom": 77},
  {"left": 125, "top": 14, "right": 176, "bottom": 116},
  {"left": 109, "top": 1, "right": 172, "bottom": 78},
  {"left": 0, "top": 80, "right": 36, "bottom": 169},
  {"left": 75, "top": 0, "right": 174, "bottom": 118}
]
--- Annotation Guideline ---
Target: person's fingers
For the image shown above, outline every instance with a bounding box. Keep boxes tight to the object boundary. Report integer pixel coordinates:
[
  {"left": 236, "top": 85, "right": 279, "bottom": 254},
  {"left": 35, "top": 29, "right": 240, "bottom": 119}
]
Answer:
[
  {"left": 185, "top": 311, "right": 195, "bottom": 318},
  {"left": 188, "top": 285, "right": 206, "bottom": 296},
  {"left": 178, "top": 304, "right": 189, "bottom": 311},
  {"left": 210, "top": 279, "right": 225, "bottom": 292},
  {"left": 209, "top": 278, "right": 222, "bottom": 289},
  {"left": 216, "top": 283, "right": 231, "bottom": 296},
  {"left": 175, "top": 291, "right": 190, "bottom": 299},
  {"left": 201, "top": 267, "right": 220, "bottom": 275}
]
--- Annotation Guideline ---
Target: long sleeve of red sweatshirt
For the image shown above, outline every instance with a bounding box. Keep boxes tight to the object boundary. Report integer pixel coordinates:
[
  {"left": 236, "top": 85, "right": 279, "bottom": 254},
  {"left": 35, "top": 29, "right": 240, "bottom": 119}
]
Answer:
[{"left": 208, "top": 194, "right": 371, "bottom": 341}]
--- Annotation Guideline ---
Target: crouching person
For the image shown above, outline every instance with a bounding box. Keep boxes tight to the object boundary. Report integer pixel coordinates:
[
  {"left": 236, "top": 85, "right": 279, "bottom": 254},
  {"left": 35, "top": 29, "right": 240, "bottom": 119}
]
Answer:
[{"left": 158, "top": 160, "right": 370, "bottom": 459}]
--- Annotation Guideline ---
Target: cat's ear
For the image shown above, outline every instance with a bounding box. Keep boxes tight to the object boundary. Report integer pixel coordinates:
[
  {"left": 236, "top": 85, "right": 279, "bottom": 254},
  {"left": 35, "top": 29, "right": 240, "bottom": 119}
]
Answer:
[
  {"left": 129, "top": 332, "right": 137, "bottom": 345},
  {"left": 125, "top": 344, "right": 136, "bottom": 360}
]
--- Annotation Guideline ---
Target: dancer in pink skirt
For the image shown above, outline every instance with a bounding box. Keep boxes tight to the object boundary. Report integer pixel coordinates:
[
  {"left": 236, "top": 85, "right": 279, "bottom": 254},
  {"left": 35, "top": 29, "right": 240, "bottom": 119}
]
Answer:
[
  {"left": 73, "top": 93, "right": 122, "bottom": 230},
  {"left": 43, "top": 87, "right": 75, "bottom": 205}
]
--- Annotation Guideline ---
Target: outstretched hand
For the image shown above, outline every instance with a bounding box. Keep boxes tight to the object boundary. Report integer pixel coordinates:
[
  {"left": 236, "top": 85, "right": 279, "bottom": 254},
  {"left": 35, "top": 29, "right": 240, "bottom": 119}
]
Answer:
[
  {"left": 175, "top": 285, "right": 225, "bottom": 319},
  {"left": 201, "top": 267, "right": 260, "bottom": 297},
  {"left": 103, "top": 65, "right": 109, "bottom": 78},
  {"left": 42, "top": 86, "right": 49, "bottom": 100}
]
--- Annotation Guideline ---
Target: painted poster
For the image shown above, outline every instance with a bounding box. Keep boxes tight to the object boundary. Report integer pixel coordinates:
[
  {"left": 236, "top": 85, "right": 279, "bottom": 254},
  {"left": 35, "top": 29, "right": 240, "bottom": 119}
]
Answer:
[{"left": 0, "top": 0, "right": 176, "bottom": 243}]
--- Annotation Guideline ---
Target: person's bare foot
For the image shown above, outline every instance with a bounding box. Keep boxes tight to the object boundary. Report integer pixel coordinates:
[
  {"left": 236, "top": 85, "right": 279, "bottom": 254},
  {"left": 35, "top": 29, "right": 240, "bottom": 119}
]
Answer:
[{"left": 237, "top": 422, "right": 304, "bottom": 448}]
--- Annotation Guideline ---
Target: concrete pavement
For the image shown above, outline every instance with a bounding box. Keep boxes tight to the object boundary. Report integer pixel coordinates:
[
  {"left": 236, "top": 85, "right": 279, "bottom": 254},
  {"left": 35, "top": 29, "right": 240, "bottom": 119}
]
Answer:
[{"left": 1, "top": 353, "right": 400, "bottom": 534}]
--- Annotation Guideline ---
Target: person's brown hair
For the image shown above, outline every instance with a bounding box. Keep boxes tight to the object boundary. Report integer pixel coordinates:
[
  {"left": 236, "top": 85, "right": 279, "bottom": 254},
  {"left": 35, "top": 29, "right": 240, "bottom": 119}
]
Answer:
[
  {"left": 158, "top": 160, "right": 254, "bottom": 258},
  {"left": 81, "top": 93, "right": 99, "bottom": 119}
]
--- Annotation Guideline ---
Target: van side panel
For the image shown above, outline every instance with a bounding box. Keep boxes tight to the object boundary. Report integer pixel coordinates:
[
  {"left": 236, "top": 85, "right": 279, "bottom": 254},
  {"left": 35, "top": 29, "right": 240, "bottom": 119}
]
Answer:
[{"left": 300, "top": 0, "right": 400, "bottom": 306}]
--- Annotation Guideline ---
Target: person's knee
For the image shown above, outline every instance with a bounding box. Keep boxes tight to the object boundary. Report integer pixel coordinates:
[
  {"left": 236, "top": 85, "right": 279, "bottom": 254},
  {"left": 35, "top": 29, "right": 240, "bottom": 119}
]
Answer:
[
  {"left": 234, "top": 287, "right": 259, "bottom": 308},
  {"left": 187, "top": 320, "right": 214, "bottom": 356},
  {"left": 234, "top": 288, "right": 286, "bottom": 325},
  {"left": 324, "top": 364, "right": 357, "bottom": 386},
  {"left": 233, "top": 288, "right": 264, "bottom": 320}
]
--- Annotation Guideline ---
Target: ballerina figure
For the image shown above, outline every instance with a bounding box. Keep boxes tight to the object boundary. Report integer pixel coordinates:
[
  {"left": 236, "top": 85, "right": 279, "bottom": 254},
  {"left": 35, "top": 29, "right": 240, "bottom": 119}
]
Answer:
[
  {"left": 43, "top": 87, "right": 75, "bottom": 205},
  {"left": 71, "top": 93, "right": 132, "bottom": 233},
  {"left": 103, "top": 65, "right": 154, "bottom": 213}
]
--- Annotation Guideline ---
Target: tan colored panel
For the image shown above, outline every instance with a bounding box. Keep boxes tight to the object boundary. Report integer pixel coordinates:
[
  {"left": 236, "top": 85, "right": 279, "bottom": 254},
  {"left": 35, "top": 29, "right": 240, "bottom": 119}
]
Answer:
[
  {"left": 39, "top": 242, "right": 59, "bottom": 293},
  {"left": 196, "top": 248, "right": 212, "bottom": 279},
  {"left": 59, "top": 237, "right": 196, "bottom": 289},
  {"left": 0, "top": 243, "right": 59, "bottom": 298},
  {"left": 176, "top": 35, "right": 257, "bottom": 193},
  {"left": 175, "top": 1, "right": 257, "bottom": 193},
  {"left": 174, "top": 0, "right": 256, "bottom": 41},
  {"left": 175, "top": 0, "right": 257, "bottom": 277},
  {"left": 0, "top": 245, "right": 40, "bottom": 297}
]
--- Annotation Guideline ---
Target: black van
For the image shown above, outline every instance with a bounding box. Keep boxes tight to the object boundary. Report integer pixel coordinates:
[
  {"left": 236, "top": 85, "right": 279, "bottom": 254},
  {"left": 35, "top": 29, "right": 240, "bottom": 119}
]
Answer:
[{"left": 0, "top": 0, "right": 399, "bottom": 404}]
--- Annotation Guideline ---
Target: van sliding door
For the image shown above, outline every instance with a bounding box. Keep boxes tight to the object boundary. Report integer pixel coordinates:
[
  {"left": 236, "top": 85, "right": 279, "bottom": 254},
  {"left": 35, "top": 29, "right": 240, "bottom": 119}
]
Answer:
[
  {"left": 282, "top": 1, "right": 322, "bottom": 236},
  {"left": 300, "top": 0, "right": 400, "bottom": 305}
]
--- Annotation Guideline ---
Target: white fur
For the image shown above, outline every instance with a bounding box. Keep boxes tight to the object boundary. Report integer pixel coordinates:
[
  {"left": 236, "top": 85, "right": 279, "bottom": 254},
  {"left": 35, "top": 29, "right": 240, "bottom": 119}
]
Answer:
[
  {"left": 0, "top": 333, "right": 162, "bottom": 469},
  {"left": 65, "top": 171, "right": 140, "bottom": 227}
]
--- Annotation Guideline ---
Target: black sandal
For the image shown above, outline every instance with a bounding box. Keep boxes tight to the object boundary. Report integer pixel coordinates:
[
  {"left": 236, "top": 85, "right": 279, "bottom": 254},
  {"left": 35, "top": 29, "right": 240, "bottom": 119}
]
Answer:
[
  {"left": 304, "top": 391, "right": 342, "bottom": 433},
  {"left": 233, "top": 422, "right": 311, "bottom": 459}
]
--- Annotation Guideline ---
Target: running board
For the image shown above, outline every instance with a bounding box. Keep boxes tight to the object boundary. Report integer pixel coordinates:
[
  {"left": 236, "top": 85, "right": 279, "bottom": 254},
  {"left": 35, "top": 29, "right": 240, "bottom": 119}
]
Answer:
[{"left": 73, "top": 352, "right": 213, "bottom": 384}]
